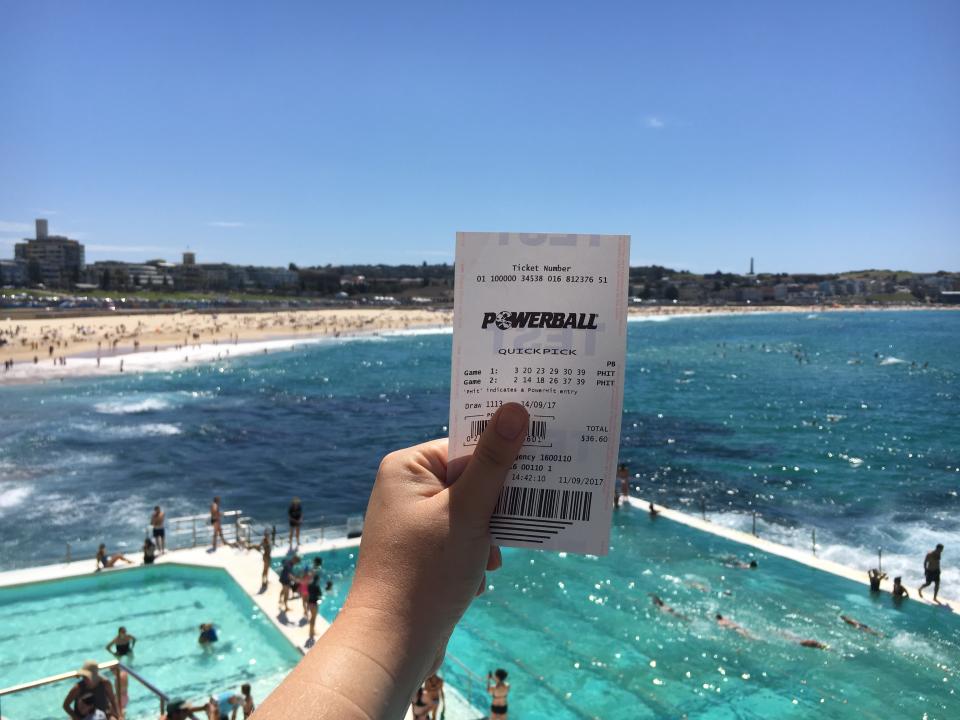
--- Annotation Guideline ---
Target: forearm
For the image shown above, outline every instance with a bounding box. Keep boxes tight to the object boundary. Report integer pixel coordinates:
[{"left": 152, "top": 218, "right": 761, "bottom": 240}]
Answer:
[{"left": 255, "top": 606, "right": 435, "bottom": 719}]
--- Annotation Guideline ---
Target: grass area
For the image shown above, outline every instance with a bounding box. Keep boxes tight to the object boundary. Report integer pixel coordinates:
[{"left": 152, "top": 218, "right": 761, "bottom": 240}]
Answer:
[{"left": 864, "top": 292, "right": 919, "bottom": 303}]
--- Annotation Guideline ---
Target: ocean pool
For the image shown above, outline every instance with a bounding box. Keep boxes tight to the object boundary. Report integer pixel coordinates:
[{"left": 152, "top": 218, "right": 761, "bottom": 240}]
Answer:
[
  {"left": 0, "top": 564, "right": 301, "bottom": 720},
  {"left": 294, "top": 509, "right": 959, "bottom": 718}
]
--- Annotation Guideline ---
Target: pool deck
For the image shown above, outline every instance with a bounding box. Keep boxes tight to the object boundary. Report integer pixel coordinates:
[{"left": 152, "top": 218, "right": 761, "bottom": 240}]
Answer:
[
  {"left": 0, "top": 536, "right": 484, "bottom": 720},
  {"left": 627, "top": 495, "right": 958, "bottom": 615}
]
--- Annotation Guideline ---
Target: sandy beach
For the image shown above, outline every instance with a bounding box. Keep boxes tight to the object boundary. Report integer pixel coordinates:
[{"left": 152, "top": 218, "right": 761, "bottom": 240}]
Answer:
[{"left": 1, "top": 303, "right": 954, "bottom": 383}]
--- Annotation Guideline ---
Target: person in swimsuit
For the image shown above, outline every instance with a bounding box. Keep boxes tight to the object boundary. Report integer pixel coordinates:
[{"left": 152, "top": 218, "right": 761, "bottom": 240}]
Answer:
[
  {"left": 307, "top": 558, "right": 323, "bottom": 643},
  {"left": 106, "top": 626, "right": 136, "bottom": 658},
  {"left": 247, "top": 529, "right": 272, "bottom": 588},
  {"left": 240, "top": 683, "right": 255, "bottom": 719},
  {"left": 278, "top": 553, "right": 300, "bottom": 613},
  {"left": 210, "top": 497, "right": 229, "bottom": 551},
  {"left": 199, "top": 623, "right": 219, "bottom": 647},
  {"left": 288, "top": 497, "right": 303, "bottom": 548},
  {"left": 411, "top": 687, "right": 431, "bottom": 719},
  {"left": 298, "top": 558, "right": 313, "bottom": 617},
  {"left": 918, "top": 543, "right": 944, "bottom": 601},
  {"left": 892, "top": 576, "right": 909, "bottom": 603},
  {"left": 648, "top": 501, "right": 659, "bottom": 518},
  {"left": 96, "top": 544, "right": 132, "bottom": 571},
  {"left": 649, "top": 593, "right": 687, "bottom": 620},
  {"left": 212, "top": 689, "right": 243, "bottom": 720},
  {"left": 63, "top": 660, "right": 120, "bottom": 720},
  {"left": 151, "top": 506, "right": 166, "bottom": 553},
  {"left": 143, "top": 536, "right": 157, "bottom": 565},
  {"left": 423, "top": 674, "right": 444, "bottom": 720},
  {"left": 840, "top": 614, "right": 881, "bottom": 636},
  {"left": 868, "top": 568, "right": 887, "bottom": 592},
  {"left": 617, "top": 463, "right": 630, "bottom": 502},
  {"left": 487, "top": 669, "right": 510, "bottom": 719},
  {"left": 715, "top": 614, "right": 752, "bottom": 639}
]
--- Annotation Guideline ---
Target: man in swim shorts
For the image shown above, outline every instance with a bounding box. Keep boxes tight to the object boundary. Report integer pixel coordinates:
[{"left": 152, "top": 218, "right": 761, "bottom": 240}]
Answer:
[
  {"left": 918, "top": 543, "right": 944, "bottom": 601},
  {"left": 151, "top": 505, "right": 166, "bottom": 553}
]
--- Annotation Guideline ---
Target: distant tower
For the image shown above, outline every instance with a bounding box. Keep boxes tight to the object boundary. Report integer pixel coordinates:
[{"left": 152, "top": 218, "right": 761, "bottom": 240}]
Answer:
[
  {"left": 36, "top": 218, "right": 48, "bottom": 240},
  {"left": 183, "top": 251, "right": 196, "bottom": 265},
  {"left": 749, "top": 257, "right": 754, "bottom": 275}
]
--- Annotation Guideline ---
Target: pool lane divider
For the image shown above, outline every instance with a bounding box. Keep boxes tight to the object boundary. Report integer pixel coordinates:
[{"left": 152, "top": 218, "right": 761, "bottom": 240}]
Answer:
[{"left": 625, "top": 496, "right": 958, "bottom": 616}]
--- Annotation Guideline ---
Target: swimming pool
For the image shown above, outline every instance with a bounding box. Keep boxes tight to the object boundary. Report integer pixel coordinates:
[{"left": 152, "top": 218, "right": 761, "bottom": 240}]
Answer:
[
  {"left": 298, "top": 510, "right": 960, "bottom": 718},
  {"left": 0, "top": 564, "right": 301, "bottom": 720}
]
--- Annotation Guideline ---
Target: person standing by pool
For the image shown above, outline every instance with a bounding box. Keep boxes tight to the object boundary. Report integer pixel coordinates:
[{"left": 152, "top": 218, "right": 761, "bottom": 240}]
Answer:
[
  {"left": 110, "top": 665, "right": 128, "bottom": 718},
  {"left": 424, "top": 673, "right": 444, "bottom": 720},
  {"left": 288, "top": 497, "right": 303, "bottom": 548},
  {"left": 96, "top": 544, "right": 133, "bottom": 570},
  {"left": 106, "top": 626, "right": 136, "bottom": 659},
  {"left": 247, "top": 529, "right": 272, "bottom": 588},
  {"left": 210, "top": 496, "right": 229, "bottom": 551},
  {"left": 918, "top": 543, "right": 944, "bottom": 601},
  {"left": 617, "top": 463, "right": 629, "bottom": 502},
  {"left": 240, "top": 683, "right": 255, "bottom": 719},
  {"left": 487, "top": 669, "right": 510, "bottom": 719},
  {"left": 278, "top": 553, "right": 299, "bottom": 613},
  {"left": 307, "top": 558, "right": 323, "bottom": 644},
  {"left": 151, "top": 506, "right": 166, "bottom": 554},
  {"left": 63, "top": 660, "right": 120, "bottom": 720}
]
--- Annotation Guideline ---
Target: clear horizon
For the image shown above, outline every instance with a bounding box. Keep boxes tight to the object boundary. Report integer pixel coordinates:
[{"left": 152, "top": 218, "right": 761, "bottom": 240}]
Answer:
[{"left": 1, "top": 1, "right": 958, "bottom": 273}]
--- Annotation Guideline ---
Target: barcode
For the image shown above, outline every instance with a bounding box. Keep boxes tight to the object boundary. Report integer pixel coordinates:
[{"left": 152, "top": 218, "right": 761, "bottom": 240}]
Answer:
[
  {"left": 494, "top": 486, "right": 592, "bottom": 522},
  {"left": 468, "top": 418, "right": 549, "bottom": 443}
]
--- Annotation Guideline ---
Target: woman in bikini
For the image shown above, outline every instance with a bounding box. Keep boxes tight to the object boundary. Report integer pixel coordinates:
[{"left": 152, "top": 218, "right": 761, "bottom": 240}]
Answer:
[
  {"left": 106, "top": 626, "right": 136, "bottom": 659},
  {"left": 96, "top": 544, "right": 132, "bottom": 570},
  {"left": 487, "top": 668, "right": 510, "bottom": 719},
  {"left": 288, "top": 498, "right": 303, "bottom": 547}
]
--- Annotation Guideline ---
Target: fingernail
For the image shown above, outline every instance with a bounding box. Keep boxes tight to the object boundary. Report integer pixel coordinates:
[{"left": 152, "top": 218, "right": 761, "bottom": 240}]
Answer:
[{"left": 495, "top": 403, "right": 528, "bottom": 440}]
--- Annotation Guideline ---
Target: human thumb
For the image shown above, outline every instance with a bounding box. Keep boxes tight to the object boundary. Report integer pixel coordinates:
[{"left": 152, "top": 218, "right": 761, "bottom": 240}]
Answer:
[{"left": 449, "top": 403, "right": 529, "bottom": 514}]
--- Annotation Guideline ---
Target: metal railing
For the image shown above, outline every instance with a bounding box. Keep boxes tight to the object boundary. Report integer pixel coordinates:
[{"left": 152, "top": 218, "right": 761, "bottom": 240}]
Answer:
[
  {"left": 442, "top": 652, "right": 490, "bottom": 716},
  {"left": 0, "top": 659, "right": 200, "bottom": 720},
  {"left": 145, "top": 509, "right": 252, "bottom": 552}
]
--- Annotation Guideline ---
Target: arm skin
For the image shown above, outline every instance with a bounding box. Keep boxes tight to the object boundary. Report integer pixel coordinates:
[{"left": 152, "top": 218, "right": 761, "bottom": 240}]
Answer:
[{"left": 254, "top": 403, "right": 529, "bottom": 720}]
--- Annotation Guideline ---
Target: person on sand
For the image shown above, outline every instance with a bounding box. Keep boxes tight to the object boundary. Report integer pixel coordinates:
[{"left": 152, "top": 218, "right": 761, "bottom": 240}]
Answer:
[
  {"left": 106, "top": 626, "right": 136, "bottom": 659},
  {"left": 210, "top": 496, "right": 229, "bottom": 550},
  {"left": 487, "top": 668, "right": 510, "bottom": 719},
  {"left": 918, "top": 543, "right": 944, "bottom": 601},
  {"left": 892, "top": 576, "right": 909, "bottom": 602},
  {"left": 868, "top": 568, "right": 887, "bottom": 592},
  {"left": 63, "top": 660, "right": 120, "bottom": 720},
  {"left": 288, "top": 497, "right": 303, "bottom": 547},
  {"left": 424, "top": 673, "right": 444, "bottom": 720},
  {"left": 151, "top": 506, "right": 166, "bottom": 553},
  {"left": 253, "top": 402, "right": 532, "bottom": 719},
  {"left": 96, "top": 544, "right": 133, "bottom": 570},
  {"left": 715, "top": 613, "right": 751, "bottom": 639},
  {"left": 840, "top": 614, "right": 881, "bottom": 636},
  {"left": 247, "top": 529, "right": 272, "bottom": 587}
]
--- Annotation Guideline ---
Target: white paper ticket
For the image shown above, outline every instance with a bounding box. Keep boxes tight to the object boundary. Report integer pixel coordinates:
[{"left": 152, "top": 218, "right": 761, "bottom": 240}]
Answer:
[{"left": 449, "top": 232, "right": 630, "bottom": 555}]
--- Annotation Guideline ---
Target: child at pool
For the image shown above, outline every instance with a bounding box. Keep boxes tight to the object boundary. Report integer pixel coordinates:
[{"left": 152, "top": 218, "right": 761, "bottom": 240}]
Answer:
[{"left": 255, "top": 403, "right": 530, "bottom": 720}]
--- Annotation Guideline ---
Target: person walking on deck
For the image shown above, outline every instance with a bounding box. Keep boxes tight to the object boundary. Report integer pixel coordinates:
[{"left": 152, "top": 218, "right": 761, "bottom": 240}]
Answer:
[
  {"left": 150, "top": 506, "right": 165, "bottom": 553},
  {"left": 210, "top": 496, "right": 229, "bottom": 550},
  {"left": 918, "top": 543, "right": 944, "bottom": 601}
]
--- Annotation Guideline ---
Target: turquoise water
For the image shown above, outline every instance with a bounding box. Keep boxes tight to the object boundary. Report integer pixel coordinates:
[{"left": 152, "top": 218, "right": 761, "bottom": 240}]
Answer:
[
  {"left": 0, "top": 564, "right": 301, "bottom": 720},
  {"left": 1, "top": 311, "right": 957, "bottom": 591},
  {"left": 302, "top": 509, "right": 960, "bottom": 719}
]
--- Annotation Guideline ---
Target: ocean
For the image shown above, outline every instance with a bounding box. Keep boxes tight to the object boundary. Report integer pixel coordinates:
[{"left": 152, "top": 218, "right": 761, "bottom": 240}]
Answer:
[{"left": 1, "top": 310, "right": 957, "bottom": 592}]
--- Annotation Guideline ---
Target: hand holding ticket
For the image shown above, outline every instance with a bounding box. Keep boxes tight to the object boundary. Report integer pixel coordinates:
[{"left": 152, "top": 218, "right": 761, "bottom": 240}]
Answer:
[{"left": 449, "top": 232, "right": 630, "bottom": 555}]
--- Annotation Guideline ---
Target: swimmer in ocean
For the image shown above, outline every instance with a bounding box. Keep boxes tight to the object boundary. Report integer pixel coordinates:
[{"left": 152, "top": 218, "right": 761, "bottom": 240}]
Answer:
[
  {"left": 840, "top": 614, "right": 881, "bottom": 636},
  {"left": 649, "top": 594, "right": 687, "bottom": 620},
  {"left": 715, "top": 614, "right": 751, "bottom": 638}
]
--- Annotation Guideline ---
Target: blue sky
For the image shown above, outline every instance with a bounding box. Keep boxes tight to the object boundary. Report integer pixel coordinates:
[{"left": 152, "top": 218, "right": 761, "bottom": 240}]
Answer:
[{"left": 1, "top": 1, "right": 957, "bottom": 272}]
